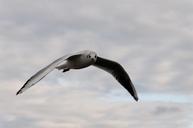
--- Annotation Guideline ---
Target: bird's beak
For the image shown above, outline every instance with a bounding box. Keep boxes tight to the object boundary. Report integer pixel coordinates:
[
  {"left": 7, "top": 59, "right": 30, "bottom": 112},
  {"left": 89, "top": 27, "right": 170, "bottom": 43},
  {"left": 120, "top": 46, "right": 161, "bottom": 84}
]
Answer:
[{"left": 91, "top": 58, "right": 95, "bottom": 62}]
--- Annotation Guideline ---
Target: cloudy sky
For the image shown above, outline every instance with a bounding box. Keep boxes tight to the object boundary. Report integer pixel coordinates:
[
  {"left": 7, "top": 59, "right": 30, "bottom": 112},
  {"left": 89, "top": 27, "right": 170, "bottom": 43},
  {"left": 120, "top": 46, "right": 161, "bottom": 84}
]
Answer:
[{"left": 0, "top": 0, "right": 193, "bottom": 128}]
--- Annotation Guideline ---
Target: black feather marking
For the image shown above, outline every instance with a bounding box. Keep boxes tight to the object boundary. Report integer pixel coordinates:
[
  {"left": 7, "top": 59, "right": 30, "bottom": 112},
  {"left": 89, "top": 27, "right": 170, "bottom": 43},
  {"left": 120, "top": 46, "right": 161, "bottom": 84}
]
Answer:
[{"left": 93, "top": 56, "right": 138, "bottom": 101}]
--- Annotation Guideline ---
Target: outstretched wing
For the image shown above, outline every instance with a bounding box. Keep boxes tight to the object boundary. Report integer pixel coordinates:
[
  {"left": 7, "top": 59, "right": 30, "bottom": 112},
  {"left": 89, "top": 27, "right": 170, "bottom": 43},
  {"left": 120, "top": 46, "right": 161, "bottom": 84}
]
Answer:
[
  {"left": 93, "top": 56, "right": 138, "bottom": 101},
  {"left": 16, "top": 54, "right": 81, "bottom": 95}
]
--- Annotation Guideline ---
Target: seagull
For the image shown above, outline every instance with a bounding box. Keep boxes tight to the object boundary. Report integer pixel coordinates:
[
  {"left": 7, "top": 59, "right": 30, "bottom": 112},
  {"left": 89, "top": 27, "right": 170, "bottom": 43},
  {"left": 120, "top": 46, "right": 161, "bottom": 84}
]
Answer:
[{"left": 16, "top": 50, "right": 138, "bottom": 101}]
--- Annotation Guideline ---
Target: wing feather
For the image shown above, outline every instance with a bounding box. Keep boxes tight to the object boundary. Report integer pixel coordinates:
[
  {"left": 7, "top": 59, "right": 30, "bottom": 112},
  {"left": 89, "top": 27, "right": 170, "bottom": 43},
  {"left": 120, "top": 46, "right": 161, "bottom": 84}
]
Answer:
[
  {"left": 93, "top": 56, "right": 138, "bottom": 101},
  {"left": 16, "top": 54, "right": 78, "bottom": 95}
]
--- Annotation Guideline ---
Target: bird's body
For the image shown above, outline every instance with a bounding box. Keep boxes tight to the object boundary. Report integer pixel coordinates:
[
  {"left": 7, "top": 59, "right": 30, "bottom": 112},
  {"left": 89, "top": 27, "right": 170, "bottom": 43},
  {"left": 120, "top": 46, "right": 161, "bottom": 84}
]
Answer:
[
  {"left": 56, "top": 50, "right": 97, "bottom": 70},
  {"left": 16, "top": 50, "right": 138, "bottom": 101}
]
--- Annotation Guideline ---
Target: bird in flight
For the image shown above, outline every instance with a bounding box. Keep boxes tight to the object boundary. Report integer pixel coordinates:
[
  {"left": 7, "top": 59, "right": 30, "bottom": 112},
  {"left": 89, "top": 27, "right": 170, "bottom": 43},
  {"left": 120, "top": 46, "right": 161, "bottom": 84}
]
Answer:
[{"left": 16, "top": 50, "right": 138, "bottom": 101}]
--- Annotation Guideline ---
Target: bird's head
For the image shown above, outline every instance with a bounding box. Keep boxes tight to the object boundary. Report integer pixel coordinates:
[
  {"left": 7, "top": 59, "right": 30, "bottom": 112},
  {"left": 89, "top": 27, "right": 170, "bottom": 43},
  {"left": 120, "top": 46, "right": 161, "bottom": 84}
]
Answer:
[{"left": 85, "top": 51, "right": 97, "bottom": 63}]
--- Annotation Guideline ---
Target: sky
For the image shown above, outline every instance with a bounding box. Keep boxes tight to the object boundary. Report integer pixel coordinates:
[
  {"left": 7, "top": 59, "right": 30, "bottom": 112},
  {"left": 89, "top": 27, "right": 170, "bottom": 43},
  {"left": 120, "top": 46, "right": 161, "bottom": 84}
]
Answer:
[{"left": 0, "top": 0, "right": 193, "bottom": 128}]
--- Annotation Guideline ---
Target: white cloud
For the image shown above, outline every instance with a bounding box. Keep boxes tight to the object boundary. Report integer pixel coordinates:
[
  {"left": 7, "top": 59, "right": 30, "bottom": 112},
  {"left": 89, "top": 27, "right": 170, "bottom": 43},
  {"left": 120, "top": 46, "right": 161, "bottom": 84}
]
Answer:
[{"left": 0, "top": 0, "right": 193, "bottom": 127}]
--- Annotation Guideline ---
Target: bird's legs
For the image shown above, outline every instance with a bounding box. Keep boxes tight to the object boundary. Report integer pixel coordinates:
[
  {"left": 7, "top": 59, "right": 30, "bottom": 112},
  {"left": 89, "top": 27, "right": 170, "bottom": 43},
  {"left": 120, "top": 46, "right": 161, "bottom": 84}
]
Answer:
[
  {"left": 56, "top": 63, "right": 70, "bottom": 73},
  {"left": 62, "top": 68, "right": 70, "bottom": 72}
]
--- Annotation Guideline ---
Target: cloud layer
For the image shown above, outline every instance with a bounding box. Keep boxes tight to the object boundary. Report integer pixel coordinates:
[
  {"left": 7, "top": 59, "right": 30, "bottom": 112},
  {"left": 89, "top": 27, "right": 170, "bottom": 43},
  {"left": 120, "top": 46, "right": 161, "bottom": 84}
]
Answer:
[{"left": 0, "top": 0, "right": 193, "bottom": 128}]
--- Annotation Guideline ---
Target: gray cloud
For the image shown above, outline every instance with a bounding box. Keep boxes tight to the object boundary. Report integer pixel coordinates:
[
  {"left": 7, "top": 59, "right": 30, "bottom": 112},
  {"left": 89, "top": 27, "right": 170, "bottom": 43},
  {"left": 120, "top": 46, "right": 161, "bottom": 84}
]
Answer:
[
  {"left": 1, "top": 84, "right": 193, "bottom": 128},
  {"left": 1, "top": 0, "right": 193, "bottom": 127}
]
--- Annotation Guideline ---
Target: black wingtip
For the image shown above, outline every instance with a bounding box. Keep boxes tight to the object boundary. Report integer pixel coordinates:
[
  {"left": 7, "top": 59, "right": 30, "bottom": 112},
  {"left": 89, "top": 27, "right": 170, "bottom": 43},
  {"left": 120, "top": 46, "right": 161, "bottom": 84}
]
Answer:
[
  {"left": 16, "top": 90, "right": 21, "bottom": 95},
  {"left": 134, "top": 96, "right": 139, "bottom": 102},
  {"left": 16, "top": 92, "right": 19, "bottom": 95}
]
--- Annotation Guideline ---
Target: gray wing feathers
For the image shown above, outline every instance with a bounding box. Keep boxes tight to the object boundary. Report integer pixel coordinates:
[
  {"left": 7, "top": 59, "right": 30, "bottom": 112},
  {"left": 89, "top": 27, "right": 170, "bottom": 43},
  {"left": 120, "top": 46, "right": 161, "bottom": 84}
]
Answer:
[
  {"left": 16, "top": 55, "right": 71, "bottom": 95},
  {"left": 93, "top": 56, "right": 138, "bottom": 101}
]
